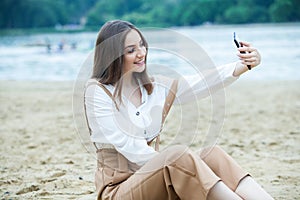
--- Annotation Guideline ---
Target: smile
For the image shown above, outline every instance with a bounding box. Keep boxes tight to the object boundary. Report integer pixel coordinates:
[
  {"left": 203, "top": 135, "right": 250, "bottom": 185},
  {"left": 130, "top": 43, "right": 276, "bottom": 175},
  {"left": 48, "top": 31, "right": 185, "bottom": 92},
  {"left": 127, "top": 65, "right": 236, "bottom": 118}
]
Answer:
[{"left": 134, "top": 60, "right": 145, "bottom": 66}]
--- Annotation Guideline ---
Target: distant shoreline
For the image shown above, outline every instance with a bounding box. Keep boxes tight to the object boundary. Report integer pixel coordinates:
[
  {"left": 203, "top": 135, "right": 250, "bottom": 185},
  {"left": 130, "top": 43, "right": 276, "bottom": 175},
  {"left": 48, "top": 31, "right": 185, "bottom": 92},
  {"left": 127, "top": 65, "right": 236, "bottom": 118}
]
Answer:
[
  {"left": 1, "top": 22, "right": 299, "bottom": 36},
  {"left": 1, "top": 24, "right": 299, "bottom": 81}
]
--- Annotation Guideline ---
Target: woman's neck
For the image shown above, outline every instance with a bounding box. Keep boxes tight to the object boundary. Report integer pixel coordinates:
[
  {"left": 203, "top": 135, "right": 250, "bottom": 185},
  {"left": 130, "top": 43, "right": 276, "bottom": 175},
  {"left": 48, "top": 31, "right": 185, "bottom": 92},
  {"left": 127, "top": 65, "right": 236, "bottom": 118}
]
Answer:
[
  {"left": 122, "top": 72, "right": 142, "bottom": 107},
  {"left": 122, "top": 72, "right": 138, "bottom": 88}
]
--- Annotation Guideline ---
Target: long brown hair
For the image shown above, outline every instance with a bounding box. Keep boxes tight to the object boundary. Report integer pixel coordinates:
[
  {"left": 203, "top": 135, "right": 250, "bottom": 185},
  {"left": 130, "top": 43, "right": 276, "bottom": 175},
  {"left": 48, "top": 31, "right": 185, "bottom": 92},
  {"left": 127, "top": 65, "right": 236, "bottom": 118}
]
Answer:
[{"left": 92, "top": 20, "right": 153, "bottom": 104}]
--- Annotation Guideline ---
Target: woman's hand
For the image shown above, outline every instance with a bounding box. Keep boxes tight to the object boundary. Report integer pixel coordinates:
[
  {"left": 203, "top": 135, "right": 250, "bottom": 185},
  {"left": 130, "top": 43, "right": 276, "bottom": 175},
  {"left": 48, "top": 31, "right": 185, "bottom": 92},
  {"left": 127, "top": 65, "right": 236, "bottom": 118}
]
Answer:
[
  {"left": 233, "top": 41, "right": 261, "bottom": 77},
  {"left": 237, "top": 41, "right": 261, "bottom": 68}
]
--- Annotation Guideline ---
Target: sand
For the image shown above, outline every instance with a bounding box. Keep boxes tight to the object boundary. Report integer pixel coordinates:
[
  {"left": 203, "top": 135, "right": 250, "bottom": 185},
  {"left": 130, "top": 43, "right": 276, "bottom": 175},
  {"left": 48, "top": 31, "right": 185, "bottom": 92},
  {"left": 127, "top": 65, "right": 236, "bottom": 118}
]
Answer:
[{"left": 0, "top": 80, "right": 299, "bottom": 199}]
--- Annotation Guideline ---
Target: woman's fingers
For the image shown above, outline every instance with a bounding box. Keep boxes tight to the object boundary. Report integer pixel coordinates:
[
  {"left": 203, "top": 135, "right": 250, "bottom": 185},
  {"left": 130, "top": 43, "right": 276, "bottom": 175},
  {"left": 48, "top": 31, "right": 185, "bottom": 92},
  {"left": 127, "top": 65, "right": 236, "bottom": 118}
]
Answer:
[
  {"left": 236, "top": 42, "right": 261, "bottom": 68},
  {"left": 239, "top": 41, "right": 251, "bottom": 47},
  {"left": 241, "top": 58, "right": 258, "bottom": 66},
  {"left": 237, "top": 46, "right": 256, "bottom": 54},
  {"left": 239, "top": 55, "right": 260, "bottom": 67}
]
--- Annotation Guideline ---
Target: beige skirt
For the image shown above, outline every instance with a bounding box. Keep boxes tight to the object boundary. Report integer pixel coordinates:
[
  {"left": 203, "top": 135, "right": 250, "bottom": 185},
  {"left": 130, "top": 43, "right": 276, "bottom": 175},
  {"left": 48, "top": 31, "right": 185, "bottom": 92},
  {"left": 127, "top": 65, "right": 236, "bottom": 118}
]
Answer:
[{"left": 95, "top": 145, "right": 249, "bottom": 200}]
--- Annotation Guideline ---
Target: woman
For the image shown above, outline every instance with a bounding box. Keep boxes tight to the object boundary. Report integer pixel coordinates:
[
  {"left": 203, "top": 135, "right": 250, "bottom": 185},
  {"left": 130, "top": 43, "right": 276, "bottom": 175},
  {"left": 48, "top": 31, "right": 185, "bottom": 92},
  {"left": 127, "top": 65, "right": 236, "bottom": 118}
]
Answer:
[{"left": 84, "top": 20, "right": 273, "bottom": 200}]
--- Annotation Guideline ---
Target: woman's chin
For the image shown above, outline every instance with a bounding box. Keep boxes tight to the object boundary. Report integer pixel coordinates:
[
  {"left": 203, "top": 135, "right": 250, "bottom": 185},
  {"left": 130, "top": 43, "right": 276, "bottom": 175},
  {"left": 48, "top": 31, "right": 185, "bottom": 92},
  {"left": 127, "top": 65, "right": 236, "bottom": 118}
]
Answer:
[{"left": 134, "top": 65, "right": 145, "bottom": 73}]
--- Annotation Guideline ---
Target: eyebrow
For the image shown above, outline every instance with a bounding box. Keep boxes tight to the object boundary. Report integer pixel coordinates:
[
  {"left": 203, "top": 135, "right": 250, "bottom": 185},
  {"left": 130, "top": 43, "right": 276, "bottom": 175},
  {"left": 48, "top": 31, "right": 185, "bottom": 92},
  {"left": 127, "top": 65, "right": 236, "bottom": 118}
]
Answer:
[{"left": 124, "top": 40, "right": 143, "bottom": 49}]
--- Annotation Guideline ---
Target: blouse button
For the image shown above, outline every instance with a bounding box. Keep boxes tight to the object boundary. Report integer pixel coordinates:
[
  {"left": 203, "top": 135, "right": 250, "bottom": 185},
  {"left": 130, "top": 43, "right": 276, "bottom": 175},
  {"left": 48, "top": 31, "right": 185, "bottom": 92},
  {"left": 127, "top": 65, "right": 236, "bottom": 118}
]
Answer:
[{"left": 136, "top": 111, "right": 140, "bottom": 116}]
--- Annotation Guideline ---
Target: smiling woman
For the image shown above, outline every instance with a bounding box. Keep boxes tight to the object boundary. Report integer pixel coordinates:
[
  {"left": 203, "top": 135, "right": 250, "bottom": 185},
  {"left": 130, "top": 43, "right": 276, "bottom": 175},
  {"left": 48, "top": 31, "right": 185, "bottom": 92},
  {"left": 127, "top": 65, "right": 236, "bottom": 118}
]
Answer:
[
  {"left": 123, "top": 30, "right": 147, "bottom": 74},
  {"left": 122, "top": 29, "right": 148, "bottom": 107},
  {"left": 83, "top": 20, "right": 273, "bottom": 200},
  {"left": 91, "top": 20, "right": 153, "bottom": 107}
]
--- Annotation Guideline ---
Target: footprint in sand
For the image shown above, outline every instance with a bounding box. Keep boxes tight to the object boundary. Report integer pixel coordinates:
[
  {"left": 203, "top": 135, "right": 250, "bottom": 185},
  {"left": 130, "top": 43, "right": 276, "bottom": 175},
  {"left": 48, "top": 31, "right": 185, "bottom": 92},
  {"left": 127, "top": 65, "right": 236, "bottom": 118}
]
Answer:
[{"left": 16, "top": 184, "right": 39, "bottom": 195}]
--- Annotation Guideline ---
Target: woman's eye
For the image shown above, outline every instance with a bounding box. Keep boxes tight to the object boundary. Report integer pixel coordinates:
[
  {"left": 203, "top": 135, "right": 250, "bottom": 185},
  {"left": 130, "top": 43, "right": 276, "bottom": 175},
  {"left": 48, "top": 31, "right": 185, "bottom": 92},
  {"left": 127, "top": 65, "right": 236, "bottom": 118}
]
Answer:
[{"left": 127, "top": 48, "right": 135, "bottom": 53}]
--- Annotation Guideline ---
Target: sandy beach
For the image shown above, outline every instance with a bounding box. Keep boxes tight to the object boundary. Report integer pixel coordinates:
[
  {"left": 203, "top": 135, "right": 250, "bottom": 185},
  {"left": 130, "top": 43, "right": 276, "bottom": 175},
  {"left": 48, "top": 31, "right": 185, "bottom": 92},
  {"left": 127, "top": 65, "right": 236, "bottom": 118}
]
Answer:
[{"left": 0, "top": 80, "right": 299, "bottom": 199}]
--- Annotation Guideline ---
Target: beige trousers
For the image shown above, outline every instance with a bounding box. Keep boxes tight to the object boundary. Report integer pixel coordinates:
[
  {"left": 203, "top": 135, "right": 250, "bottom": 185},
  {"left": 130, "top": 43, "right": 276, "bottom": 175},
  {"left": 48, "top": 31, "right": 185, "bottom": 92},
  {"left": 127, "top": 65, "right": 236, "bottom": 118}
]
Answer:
[{"left": 95, "top": 145, "right": 248, "bottom": 200}]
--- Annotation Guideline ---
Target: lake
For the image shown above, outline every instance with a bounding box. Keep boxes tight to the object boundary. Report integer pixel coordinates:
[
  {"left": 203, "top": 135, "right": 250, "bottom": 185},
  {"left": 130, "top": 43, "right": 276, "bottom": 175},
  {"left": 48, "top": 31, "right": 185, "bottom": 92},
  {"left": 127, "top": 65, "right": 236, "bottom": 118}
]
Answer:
[{"left": 0, "top": 23, "right": 299, "bottom": 81}]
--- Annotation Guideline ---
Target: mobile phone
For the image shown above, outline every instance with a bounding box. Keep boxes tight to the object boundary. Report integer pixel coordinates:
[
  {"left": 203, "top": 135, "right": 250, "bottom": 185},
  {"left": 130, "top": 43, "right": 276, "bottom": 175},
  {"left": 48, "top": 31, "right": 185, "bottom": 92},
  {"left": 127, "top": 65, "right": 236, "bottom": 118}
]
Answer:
[{"left": 234, "top": 32, "right": 251, "bottom": 70}]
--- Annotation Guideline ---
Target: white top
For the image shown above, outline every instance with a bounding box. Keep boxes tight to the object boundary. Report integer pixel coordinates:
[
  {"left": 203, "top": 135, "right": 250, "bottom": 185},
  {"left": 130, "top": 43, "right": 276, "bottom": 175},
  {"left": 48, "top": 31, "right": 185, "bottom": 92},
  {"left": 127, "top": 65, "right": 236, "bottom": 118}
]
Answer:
[{"left": 85, "top": 62, "right": 239, "bottom": 166}]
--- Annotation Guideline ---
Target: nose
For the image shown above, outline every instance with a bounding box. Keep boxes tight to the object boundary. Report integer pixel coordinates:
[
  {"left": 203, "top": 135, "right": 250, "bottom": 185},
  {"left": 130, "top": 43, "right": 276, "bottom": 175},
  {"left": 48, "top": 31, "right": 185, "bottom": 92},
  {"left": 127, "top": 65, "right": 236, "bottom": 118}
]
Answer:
[{"left": 137, "top": 47, "right": 146, "bottom": 58}]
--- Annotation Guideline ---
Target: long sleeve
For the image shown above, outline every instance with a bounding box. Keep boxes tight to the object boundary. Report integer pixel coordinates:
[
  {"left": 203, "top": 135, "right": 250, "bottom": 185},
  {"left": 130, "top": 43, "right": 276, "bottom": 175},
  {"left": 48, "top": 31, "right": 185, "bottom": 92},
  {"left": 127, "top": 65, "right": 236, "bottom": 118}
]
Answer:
[
  {"left": 85, "top": 84, "right": 158, "bottom": 166},
  {"left": 155, "top": 62, "right": 239, "bottom": 103},
  {"left": 177, "top": 62, "right": 239, "bottom": 102}
]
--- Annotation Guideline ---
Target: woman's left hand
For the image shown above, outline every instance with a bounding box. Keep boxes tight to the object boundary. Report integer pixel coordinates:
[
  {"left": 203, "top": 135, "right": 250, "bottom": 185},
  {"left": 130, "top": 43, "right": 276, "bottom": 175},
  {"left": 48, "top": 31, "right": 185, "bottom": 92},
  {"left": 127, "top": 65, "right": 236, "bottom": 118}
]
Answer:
[{"left": 237, "top": 41, "right": 261, "bottom": 69}]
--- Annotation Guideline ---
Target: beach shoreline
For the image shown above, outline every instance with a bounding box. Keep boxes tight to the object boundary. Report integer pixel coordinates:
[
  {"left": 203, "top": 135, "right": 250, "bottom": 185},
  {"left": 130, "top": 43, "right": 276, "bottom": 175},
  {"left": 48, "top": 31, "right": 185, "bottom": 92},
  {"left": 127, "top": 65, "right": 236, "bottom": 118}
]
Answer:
[{"left": 0, "top": 80, "right": 299, "bottom": 199}]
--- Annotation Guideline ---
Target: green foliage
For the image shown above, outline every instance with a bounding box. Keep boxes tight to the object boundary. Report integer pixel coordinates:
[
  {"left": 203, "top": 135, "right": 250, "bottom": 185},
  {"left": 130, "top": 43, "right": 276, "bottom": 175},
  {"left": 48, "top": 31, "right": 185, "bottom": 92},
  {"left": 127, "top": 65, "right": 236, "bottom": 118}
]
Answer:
[
  {"left": 224, "top": 5, "right": 268, "bottom": 24},
  {"left": 0, "top": 0, "right": 299, "bottom": 29},
  {"left": 86, "top": 0, "right": 144, "bottom": 26},
  {"left": 269, "top": 0, "right": 300, "bottom": 22},
  {"left": 0, "top": 0, "right": 95, "bottom": 29},
  {"left": 224, "top": 5, "right": 249, "bottom": 24}
]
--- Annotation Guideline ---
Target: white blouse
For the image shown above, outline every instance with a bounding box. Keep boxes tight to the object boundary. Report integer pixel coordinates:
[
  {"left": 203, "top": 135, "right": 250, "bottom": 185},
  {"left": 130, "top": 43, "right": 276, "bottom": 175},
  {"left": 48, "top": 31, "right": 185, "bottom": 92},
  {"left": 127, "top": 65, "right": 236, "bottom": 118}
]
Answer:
[{"left": 85, "top": 62, "right": 239, "bottom": 166}]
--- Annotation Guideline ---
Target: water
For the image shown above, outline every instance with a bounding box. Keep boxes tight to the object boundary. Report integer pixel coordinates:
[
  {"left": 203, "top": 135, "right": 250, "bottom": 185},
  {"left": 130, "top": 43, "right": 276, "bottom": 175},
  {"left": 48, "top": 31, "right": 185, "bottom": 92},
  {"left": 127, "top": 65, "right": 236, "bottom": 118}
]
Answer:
[{"left": 0, "top": 23, "right": 299, "bottom": 81}]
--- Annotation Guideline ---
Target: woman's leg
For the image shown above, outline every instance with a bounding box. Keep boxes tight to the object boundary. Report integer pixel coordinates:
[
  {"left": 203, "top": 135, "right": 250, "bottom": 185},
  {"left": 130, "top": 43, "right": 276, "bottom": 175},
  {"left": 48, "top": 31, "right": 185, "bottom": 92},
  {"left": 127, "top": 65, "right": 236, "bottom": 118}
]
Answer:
[
  {"left": 199, "top": 145, "right": 249, "bottom": 191},
  {"left": 110, "top": 145, "right": 244, "bottom": 200},
  {"left": 199, "top": 145, "right": 274, "bottom": 200},
  {"left": 235, "top": 175, "right": 274, "bottom": 200},
  {"left": 207, "top": 181, "right": 242, "bottom": 200}
]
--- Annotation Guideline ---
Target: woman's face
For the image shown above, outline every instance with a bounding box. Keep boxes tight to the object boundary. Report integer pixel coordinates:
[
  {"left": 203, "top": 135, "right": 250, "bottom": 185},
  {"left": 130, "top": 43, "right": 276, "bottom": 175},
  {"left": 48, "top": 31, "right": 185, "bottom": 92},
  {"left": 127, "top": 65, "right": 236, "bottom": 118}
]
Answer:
[{"left": 123, "top": 29, "right": 147, "bottom": 75}]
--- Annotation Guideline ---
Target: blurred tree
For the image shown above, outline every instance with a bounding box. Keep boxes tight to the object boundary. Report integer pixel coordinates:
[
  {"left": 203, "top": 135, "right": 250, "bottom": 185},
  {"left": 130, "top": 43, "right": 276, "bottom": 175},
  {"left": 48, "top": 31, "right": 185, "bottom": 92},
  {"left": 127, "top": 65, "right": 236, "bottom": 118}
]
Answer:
[
  {"left": 64, "top": 0, "right": 97, "bottom": 24},
  {"left": 86, "top": 0, "right": 144, "bottom": 26},
  {"left": 145, "top": 0, "right": 181, "bottom": 26},
  {"left": 25, "top": 0, "right": 67, "bottom": 28},
  {"left": 178, "top": 0, "right": 234, "bottom": 25},
  {"left": 254, "top": 0, "right": 275, "bottom": 7},
  {"left": 0, "top": 0, "right": 299, "bottom": 29},
  {"left": 269, "top": 0, "right": 300, "bottom": 22},
  {"left": 0, "top": 0, "right": 95, "bottom": 29},
  {"left": 224, "top": 0, "right": 270, "bottom": 24},
  {"left": 0, "top": 0, "right": 25, "bottom": 28}
]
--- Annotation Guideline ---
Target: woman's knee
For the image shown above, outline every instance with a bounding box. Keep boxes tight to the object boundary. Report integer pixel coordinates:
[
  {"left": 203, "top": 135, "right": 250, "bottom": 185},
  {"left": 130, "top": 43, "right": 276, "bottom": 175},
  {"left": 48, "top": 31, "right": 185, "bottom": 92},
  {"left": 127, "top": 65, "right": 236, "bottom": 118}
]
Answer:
[
  {"left": 163, "top": 145, "right": 193, "bottom": 161},
  {"left": 161, "top": 145, "right": 201, "bottom": 171},
  {"left": 140, "top": 145, "right": 192, "bottom": 173},
  {"left": 200, "top": 145, "right": 225, "bottom": 160}
]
